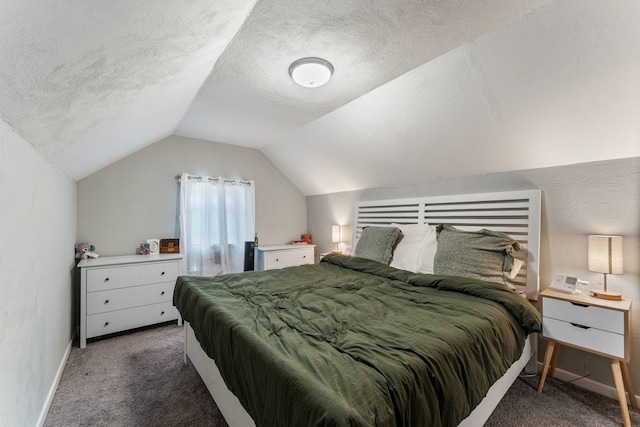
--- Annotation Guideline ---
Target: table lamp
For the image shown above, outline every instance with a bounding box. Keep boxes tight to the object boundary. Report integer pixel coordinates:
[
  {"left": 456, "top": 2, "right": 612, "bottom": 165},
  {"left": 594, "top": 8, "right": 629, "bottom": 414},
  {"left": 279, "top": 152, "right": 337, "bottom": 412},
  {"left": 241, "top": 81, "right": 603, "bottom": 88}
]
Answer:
[
  {"left": 332, "top": 225, "right": 341, "bottom": 253},
  {"left": 588, "top": 235, "right": 623, "bottom": 300}
]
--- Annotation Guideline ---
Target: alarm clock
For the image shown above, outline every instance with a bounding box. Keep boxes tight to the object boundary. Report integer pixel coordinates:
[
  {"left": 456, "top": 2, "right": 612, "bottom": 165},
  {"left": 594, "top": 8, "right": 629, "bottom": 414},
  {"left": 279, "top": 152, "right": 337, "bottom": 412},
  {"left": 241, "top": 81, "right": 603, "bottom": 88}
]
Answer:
[{"left": 550, "top": 274, "right": 587, "bottom": 295}]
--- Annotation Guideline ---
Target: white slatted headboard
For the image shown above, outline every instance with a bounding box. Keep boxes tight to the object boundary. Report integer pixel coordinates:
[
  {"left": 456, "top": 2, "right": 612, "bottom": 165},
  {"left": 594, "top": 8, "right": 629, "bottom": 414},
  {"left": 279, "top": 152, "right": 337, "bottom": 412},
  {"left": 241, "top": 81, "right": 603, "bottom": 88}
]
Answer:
[{"left": 353, "top": 190, "right": 542, "bottom": 300}]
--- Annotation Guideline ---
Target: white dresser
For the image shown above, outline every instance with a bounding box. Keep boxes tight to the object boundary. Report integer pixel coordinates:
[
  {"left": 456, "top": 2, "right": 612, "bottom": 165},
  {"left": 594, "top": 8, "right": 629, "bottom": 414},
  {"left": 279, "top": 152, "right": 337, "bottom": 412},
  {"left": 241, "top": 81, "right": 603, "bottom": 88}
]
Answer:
[
  {"left": 78, "top": 254, "right": 182, "bottom": 348},
  {"left": 254, "top": 244, "right": 315, "bottom": 271}
]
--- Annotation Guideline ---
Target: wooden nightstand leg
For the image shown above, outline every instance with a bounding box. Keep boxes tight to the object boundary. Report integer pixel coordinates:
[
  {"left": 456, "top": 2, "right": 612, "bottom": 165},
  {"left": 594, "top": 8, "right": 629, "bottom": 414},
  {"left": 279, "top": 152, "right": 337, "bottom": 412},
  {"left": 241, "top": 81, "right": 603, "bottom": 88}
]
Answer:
[
  {"left": 621, "top": 362, "right": 638, "bottom": 409},
  {"left": 611, "top": 360, "right": 632, "bottom": 427},
  {"left": 548, "top": 342, "right": 560, "bottom": 378},
  {"left": 538, "top": 341, "right": 556, "bottom": 393}
]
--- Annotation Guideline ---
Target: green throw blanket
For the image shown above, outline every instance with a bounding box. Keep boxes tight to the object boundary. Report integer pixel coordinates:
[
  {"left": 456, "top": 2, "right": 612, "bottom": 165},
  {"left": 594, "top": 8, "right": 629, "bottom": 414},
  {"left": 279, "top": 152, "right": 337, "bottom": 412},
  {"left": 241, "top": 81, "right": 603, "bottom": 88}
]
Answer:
[{"left": 174, "top": 254, "right": 541, "bottom": 427}]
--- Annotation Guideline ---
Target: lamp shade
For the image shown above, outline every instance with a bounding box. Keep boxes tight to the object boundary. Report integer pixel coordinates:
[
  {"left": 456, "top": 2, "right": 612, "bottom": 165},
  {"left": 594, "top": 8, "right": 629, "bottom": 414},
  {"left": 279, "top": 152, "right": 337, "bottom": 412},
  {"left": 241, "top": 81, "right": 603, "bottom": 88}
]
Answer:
[
  {"left": 588, "top": 235, "right": 623, "bottom": 274},
  {"left": 332, "top": 225, "right": 341, "bottom": 243}
]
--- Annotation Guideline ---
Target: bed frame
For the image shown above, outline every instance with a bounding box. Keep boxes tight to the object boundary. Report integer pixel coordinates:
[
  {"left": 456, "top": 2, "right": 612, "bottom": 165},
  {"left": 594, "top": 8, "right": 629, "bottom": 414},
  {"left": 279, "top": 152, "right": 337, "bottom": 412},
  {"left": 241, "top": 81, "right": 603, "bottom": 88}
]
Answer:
[{"left": 184, "top": 189, "right": 542, "bottom": 427}]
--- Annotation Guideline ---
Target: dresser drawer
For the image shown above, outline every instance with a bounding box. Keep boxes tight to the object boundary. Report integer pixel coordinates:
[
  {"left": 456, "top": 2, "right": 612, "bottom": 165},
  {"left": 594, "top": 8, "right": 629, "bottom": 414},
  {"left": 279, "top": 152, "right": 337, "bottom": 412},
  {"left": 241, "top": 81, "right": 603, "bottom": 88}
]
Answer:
[
  {"left": 264, "top": 248, "right": 313, "bottom": 269},
  {"left": 542, "top": 317, "right": 625, "bottom": 358},
  {"left": 86, "top": 282, "right": 175, "bottom": 315},
  {"left": 87, "top": 261, "right": 179, "bottom": 292},
  {"left": 86, "top": 301, "right": 178, "bottom": 338},
  {"left": 543, "top": 297, "right": 624, "bottom": 334}
]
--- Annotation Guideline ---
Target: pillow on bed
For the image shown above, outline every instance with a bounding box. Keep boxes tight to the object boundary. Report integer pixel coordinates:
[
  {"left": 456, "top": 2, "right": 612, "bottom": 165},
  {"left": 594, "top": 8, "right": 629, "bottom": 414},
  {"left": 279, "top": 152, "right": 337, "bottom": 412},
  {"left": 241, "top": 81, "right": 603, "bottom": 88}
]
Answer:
[
  {"left": 388, "top": 223, "right": 439, "bottom": 274},
  {"left": 416, "top": 226, "right": 438, "bottom": 274},
  {"left": 509, "top": 257, "right": 525, "bottom": 280},
  {"left": 389, "top": 223, "right": 431, "bottom": 272},
  {"left": 354, "top": 226, "right": 401, "bottom": 264},
  {"left": 433, "top": 225, "right": 521, "bottom": 288}
]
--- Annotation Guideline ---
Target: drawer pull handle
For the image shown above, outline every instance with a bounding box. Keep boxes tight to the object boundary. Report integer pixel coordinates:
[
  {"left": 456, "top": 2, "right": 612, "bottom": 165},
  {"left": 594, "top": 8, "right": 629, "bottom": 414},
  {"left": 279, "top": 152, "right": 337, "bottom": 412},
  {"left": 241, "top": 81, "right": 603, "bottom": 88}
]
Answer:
[
  {"left": 161, "top": 291, "right": 165, "bottom": 296},
  {"left": 570, "top": 302, "right": 589, "bottom": 308},
  {"left": 161, "top": 272, "right": 165, "bottom": 276},
  {"left": 303, "top": 255, "right": 306, "bottom": 258},
  {"left": 104, "top": 277, "right": 110, "bottom": 282},
  {"left": 275, "top": 258, "right": 279, "bottom": 262},
  {"left": 161, "top": 311, "right": 165, "bottom": 316},
  {"left": 570, "top": 323, "right": 590, "bottom": 330},
  {"left": 104, "top": 300, "right": 109, "bottom": 305},
  {"left": 104, "top": 322, "right": 109, "bottom": 327}
]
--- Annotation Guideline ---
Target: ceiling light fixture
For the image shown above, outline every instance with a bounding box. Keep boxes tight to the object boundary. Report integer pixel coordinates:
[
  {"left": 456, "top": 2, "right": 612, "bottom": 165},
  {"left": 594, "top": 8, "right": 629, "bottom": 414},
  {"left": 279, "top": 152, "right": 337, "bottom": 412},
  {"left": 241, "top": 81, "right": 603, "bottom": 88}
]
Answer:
[{"left": 289, "top": 57, "right": 334, "bottom": 88}]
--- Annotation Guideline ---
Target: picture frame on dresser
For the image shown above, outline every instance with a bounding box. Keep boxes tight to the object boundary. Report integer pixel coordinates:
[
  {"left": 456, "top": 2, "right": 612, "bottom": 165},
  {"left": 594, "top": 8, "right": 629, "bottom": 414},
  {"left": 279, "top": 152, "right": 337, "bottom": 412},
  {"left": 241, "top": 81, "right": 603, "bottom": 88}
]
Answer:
[{"left": 78, "top": 254, "right": 183, "bottom": 348}]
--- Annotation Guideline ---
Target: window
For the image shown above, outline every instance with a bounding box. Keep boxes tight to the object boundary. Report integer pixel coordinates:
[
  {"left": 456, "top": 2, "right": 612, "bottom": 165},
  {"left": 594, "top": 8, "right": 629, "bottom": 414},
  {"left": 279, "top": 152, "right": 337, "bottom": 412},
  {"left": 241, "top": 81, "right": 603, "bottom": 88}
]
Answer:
[{"left": 179, "top": 173, "right": 255, "bottom": 276}]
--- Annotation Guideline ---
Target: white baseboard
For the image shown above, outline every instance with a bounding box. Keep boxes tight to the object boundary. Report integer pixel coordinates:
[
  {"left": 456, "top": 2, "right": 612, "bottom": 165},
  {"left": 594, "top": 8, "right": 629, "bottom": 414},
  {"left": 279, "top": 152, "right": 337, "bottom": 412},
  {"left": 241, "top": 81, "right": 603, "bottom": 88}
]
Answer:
[
  {"left": 538, "top": 362, "right": 639, "bottom": 403},
  {"left": 36, "top": 339, "right": 73, "bottom": 427}
]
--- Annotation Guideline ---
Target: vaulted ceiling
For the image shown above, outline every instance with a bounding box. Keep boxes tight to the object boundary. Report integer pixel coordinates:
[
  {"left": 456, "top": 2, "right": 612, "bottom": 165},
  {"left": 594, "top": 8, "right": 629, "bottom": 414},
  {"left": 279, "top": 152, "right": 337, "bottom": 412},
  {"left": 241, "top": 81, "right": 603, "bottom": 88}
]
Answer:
[{"left": 1, "top": 0, "right": 639, "bottom": 195}]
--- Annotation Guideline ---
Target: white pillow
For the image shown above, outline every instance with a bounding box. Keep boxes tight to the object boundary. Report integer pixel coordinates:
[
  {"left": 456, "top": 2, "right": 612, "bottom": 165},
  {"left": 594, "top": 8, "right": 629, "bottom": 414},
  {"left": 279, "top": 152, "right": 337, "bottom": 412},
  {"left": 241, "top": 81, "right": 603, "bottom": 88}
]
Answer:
[
  {"left": 416, "top": 225, "right": 438, "bottom": 274},
  {"left": 390, "top": 223, "right": 437, "bottom": 273},
  {"left": 509, "top": 257, "right": 525, "bottom": 280},
  {"left": 389, "top": 224, "right": 429, "bottom": 272}
]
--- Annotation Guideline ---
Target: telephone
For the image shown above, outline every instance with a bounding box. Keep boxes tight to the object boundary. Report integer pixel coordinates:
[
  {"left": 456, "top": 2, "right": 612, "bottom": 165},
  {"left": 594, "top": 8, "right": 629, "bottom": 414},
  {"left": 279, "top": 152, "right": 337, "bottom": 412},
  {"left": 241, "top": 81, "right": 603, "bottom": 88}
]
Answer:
[{"left": 550, "top": 274, "right": 589, "bottom": 295}]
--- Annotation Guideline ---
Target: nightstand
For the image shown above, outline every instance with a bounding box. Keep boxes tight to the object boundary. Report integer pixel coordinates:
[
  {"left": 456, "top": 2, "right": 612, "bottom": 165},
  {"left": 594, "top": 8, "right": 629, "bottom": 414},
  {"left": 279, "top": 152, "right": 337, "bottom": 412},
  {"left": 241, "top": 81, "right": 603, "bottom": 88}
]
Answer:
[{"left": 537, "top": 288, "right": 637, "bottom": 427}]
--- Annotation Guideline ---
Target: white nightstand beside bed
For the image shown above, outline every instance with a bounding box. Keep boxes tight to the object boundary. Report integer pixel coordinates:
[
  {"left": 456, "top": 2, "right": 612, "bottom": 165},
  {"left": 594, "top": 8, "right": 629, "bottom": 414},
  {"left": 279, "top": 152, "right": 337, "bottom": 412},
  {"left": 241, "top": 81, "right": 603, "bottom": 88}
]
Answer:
[{"left": 538, "top": 288, "right": 637, "bottom": 427}]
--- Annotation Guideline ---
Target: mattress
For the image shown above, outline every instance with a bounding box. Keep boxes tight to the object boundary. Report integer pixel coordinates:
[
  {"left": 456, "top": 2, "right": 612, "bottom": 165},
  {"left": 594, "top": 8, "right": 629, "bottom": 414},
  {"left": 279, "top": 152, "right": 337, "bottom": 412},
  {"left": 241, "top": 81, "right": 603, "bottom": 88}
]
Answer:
[{"left": 173, "top": 253, "right": 541, "bottom": 427}]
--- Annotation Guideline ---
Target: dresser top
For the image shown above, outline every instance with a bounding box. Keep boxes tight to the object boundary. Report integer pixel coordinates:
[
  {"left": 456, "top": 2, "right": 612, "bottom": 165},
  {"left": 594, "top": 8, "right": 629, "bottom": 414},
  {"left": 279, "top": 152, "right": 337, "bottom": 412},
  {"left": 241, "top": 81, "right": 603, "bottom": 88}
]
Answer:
[
  {"left": 78, "top": 253, "right": 182, "bottom": 268},
  {"left": 255, "top": 244, "right": 315, "bottom": 252}
]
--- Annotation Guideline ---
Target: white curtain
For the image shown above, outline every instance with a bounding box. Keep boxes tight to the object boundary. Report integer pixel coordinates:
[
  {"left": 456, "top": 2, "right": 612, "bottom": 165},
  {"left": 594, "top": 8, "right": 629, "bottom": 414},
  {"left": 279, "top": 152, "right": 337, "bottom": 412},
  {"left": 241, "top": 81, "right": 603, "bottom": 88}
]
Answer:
[{"left": 179, "top": 173, "right": 255, "bottom": 276}]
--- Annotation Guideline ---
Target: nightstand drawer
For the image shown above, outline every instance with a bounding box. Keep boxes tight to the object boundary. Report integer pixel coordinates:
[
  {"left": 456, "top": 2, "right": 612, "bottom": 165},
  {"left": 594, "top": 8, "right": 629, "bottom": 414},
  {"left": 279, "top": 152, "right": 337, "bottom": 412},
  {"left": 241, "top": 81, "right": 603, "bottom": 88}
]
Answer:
[
  {"left": 542, "top": 317, "right": 625, "bottom": 358},
  {"left": 543, "top": 297, "right": 624, "bottom": 334}
]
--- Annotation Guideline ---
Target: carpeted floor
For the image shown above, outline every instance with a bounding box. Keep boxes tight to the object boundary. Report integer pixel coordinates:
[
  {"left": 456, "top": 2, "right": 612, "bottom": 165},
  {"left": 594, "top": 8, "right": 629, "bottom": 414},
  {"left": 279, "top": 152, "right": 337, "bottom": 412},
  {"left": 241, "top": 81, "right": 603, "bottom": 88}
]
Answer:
[
  {"left": 45, "top": 323, "right": 227, "bottom": 427},
  {"left": 45, "top": 323, "right": 639, "bottom": 426}
]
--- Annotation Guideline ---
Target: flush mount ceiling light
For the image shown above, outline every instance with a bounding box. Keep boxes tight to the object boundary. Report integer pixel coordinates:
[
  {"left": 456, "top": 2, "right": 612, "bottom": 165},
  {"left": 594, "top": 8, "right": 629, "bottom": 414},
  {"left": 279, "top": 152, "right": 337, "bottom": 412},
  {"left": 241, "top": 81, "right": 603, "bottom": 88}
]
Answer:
[{"left": 289, "top": 57, "right": 334, "bottom": 88}]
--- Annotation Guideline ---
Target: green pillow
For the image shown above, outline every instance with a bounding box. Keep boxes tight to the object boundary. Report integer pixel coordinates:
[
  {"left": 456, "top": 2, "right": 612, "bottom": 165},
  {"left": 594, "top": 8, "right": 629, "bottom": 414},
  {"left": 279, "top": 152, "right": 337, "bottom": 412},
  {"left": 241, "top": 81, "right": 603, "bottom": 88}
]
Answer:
[
  {"left": 434, "top": 225, "right": 521, "bottom": 288},
  {"left": 354, "top": 226, "right": 401, "bottom": 264}
]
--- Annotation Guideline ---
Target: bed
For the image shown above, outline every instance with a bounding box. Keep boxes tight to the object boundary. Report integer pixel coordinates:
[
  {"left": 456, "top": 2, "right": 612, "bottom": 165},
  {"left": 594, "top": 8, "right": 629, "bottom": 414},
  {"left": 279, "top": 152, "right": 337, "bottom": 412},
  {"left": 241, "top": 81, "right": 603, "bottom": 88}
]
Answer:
[{"left": 174, "top": 189, "right": 542, "bottom": 427}]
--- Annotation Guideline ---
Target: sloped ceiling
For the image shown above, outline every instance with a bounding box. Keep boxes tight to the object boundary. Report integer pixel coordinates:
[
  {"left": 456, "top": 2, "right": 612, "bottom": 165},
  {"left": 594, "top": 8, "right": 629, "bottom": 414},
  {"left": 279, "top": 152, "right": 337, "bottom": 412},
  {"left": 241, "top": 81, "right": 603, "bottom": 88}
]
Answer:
[
  {"left": 0, "top": 0, "right": 257, "bottom": 178},
  {"left": 1, "top": 0, "right": 639, "bottom": 195}
]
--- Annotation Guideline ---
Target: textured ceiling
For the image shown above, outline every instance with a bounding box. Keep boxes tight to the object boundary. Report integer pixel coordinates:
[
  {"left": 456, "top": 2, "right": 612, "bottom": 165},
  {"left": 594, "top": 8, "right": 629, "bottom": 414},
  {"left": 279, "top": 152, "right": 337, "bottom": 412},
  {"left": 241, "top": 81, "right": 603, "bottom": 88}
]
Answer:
[
  {"left": 264, "top": 0, "right": 640, "bottom": 195},
  {"left": 0, "top": 0, "right": 256, "bottom": 178},
  {"left": 1, "top": 0, "right": 639, "bottom": 195},
  {"left": 174, "top": 0, "right": 552, "bottom": 147}
]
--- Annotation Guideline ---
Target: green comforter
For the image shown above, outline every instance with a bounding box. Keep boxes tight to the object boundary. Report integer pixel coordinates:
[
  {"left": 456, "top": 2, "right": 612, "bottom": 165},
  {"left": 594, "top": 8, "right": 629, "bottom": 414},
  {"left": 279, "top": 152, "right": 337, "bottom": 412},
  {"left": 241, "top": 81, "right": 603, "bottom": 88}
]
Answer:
[{"left": 173, "top": 254, "right": 541, "bottom": 427}]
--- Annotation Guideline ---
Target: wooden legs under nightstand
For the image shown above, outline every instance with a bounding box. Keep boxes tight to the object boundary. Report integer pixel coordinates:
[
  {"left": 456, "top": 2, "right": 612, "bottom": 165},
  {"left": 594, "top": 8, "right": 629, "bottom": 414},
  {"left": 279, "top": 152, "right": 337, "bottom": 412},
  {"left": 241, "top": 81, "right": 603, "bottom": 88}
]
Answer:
[
  {"left": 537, "top": 340, "right": 558, "bottom": 393},
  {"left": 537, "top": 340, "right": 638, "bottom": 427}
]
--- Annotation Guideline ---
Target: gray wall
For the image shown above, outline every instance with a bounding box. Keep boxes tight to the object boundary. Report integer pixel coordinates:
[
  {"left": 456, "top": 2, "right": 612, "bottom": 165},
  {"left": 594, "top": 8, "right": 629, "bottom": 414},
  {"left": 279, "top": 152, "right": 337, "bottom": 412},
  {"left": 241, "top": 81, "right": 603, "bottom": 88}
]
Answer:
[
  {"left": 307, "top": 157, "right": 640, "bottom": 395},
  {"left": 77, "top": 135, "right": 307, "bottom": 256},
  {"left": 0, "top": 121, "right": 77, "bottom": 426}
]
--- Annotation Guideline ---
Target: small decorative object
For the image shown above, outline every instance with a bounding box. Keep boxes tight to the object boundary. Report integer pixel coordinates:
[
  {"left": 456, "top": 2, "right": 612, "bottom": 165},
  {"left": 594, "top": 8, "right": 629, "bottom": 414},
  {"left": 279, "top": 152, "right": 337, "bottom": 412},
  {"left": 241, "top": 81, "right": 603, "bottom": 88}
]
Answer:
[
  {"left": 254, "top": 233, "right": 259, "bottom": 248},
  {"left": 147, "top": 239, "right": 160, "bottom": 255},
  {"left": 75, "top": 243, "right": 99, "bottom": 260},
  {"left": 138, "top": 243, "right": 151, "bottom": 255},
  {"left": 301, "top": 234, "right": 312, "bottom": 244},
  {"left": 160, "top": 238, "right": 180, "bottom": 254}
]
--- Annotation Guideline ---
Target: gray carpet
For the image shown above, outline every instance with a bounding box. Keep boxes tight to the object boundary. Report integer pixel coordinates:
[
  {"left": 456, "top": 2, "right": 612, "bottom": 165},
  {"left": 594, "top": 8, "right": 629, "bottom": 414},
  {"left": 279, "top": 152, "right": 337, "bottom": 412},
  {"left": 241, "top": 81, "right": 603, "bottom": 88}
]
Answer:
[
  {"left": 45, "top": 323, "right": 227, "bottom": 427},
  {"left": 45, "top": 323, "right": 639, "bottom": 426}
]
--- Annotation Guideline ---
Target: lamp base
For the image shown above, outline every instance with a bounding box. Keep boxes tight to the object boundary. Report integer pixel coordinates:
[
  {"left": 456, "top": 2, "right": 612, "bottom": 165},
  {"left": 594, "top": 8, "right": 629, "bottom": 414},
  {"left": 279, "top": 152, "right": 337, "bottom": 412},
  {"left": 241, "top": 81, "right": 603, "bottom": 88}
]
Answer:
[{"left": 590, "top": 289, "right": 622, "bottom": 301}]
